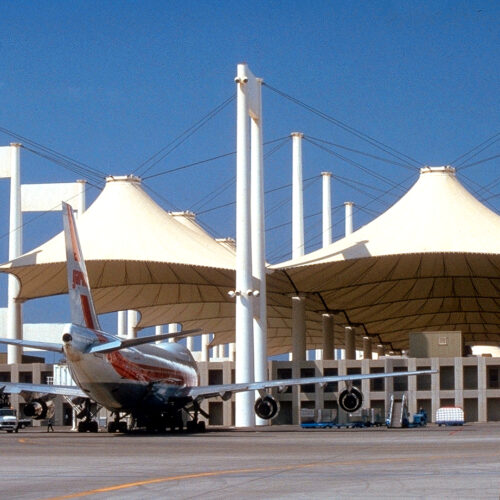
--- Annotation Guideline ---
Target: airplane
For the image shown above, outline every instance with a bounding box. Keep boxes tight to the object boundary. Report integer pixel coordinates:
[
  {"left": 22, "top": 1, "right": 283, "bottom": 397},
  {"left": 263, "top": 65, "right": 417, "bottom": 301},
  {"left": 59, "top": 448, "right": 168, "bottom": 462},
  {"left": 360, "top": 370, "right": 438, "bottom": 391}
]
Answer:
[{"left": 0, "top": 202, "right": 437, "bottom": 433}]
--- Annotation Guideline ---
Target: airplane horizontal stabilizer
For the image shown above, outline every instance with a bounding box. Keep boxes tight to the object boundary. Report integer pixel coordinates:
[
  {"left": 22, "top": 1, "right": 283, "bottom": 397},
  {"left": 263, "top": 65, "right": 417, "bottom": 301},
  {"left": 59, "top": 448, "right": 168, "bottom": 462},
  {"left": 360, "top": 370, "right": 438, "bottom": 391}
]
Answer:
[
  {"left": 0, "top": 338, "right": 63, "bottom": 353},
  {"left": 88, "top": 328, "right": 202, "bottom": 354}
]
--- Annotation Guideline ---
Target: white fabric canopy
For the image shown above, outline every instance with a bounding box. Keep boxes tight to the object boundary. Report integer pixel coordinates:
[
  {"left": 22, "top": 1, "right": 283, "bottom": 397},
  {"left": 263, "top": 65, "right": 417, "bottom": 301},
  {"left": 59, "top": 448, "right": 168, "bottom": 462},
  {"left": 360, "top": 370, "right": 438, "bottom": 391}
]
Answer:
[
  {"left": 1, "top": 175, "right": 236, "bottom": 308},
  {"left": 2, "top": 167, "right": 500, "bottom": 354},
  {"left": 273, "top": 167, "right": 500, "bottom": 350}
]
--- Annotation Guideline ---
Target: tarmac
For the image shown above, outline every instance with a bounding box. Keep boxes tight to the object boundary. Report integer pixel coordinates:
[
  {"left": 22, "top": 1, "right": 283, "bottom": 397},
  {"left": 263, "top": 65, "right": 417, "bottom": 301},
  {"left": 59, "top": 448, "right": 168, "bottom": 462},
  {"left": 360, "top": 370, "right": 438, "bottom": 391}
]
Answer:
[{"left": 1, "top": 423, "right": 499, "bottom": 499}]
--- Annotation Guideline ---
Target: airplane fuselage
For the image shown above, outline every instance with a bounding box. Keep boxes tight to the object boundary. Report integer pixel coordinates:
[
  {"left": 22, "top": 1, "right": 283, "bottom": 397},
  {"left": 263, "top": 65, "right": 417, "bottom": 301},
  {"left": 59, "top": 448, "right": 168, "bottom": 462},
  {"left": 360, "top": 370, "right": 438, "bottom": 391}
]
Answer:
[{"left": 63, "top": 324, "right": 199, "bottom": 413}]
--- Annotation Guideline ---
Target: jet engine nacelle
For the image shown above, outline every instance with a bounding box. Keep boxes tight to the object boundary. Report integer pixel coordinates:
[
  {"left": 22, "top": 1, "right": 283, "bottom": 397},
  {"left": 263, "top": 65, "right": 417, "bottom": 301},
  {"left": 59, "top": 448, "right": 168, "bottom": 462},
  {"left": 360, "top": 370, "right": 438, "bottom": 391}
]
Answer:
[
  {"left": 254, "top": 395, "right": 279, "bottom": 420},
  {"left": 23, "top": 399, "right": 55, "bottom": 420},
  {"left": 338, "top": 387, "right": 363, "bottom": 413}
]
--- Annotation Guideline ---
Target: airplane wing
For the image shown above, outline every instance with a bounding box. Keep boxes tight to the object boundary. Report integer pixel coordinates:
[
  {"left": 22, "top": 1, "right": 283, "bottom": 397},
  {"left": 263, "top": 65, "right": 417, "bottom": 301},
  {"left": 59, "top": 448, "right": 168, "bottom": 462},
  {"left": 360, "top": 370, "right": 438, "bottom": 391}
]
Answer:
[
  {"left": 0, "top": 382, "right": 87, "bottom": 398},
  {"left": 186, "top": 369, "right": 437, "bottom": 401}
]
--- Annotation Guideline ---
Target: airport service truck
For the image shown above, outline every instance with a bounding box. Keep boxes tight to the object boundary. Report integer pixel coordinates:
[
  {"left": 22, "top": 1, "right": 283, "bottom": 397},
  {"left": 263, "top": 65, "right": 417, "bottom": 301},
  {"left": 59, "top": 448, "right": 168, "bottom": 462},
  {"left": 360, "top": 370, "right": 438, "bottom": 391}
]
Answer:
[{"left": 0, "top": 407, "right": 19, "bottom": 433}]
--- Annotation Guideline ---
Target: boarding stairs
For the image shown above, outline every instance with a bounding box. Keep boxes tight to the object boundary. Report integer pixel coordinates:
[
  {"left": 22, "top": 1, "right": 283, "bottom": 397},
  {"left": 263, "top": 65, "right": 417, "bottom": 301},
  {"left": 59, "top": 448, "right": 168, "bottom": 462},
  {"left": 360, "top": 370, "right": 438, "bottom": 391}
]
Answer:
[{"left": 386, "top": 393, "right": 409, "bottom": 428}]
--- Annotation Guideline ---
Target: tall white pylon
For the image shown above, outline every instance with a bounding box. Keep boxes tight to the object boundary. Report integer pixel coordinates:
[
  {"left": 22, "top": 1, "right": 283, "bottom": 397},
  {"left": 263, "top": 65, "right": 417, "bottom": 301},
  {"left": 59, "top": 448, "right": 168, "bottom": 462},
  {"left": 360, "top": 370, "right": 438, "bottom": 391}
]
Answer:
[
  {"left": 345, "top": 201, "right": 354, "bottom": 235},
  {"left": 6, "top": 144, "right": 22, "bottom": 364},
  {"left": 234, "top": 63, "right": 265, "bottom": 427},
  {"left": 321, "top": 171, "right": 334, "bottom": 360},
  {"left": 291, "top": 133, "right": 305, "bottom": 259},
  {"left": 291, "top": 133, "right": 306, "bottom": 362},
  {"left": 321, "top": 171, "right": 332, "bottom": 247},
  {"left": 250, "top": 74, "right": 268, "bottom": 426}
]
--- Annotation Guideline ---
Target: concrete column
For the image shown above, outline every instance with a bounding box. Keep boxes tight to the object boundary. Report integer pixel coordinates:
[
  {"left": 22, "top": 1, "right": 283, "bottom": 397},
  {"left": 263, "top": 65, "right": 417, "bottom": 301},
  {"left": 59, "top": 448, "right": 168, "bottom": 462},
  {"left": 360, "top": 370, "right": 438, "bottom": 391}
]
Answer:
[
  {"left": 223, "top": 361, "right": 233, "bottom": 426},
  {"left": 322, "top": 314, "right": 334, "bottom": 360},
  {"left": 167, "top": 323, "right": 179, "bottom": 342},
  {"left": 454, "top": 357, "right": 464, "bottom": 409},
  {"left": 478, "top": 356, "right": 487, "bottom": 422},
  {"left": 117, "top": 311, "right": 127, "bottom": 338},
  {"left": 384, "top": 357, "right": 395, "bottom": 414},
  {"left": 431, "top": 358, "right": 440, "bottom": 423},
  {"left": 344, "top": 201, "right": 354, "bottom": 236},
  {"left": 361, "top": 359, "right": 371, "bottom": 409},
  {"left": 127, "top": 310, "right": 138, "bottom": 339},
  {"left": 200, "top": 334, "right": 209, "bottom": 361},
  {"left": 234, "top": 64, "right": 255, "bottom": 427},
  {"left": 155, "top": 325, "right": 163, "bottom": 344},
  {"left": 362, "top": 336, "right": 372, "bottom": 360},
  {"left": 407, "top": 357, "right": 417, "bottom": 416},
  {"left": 337, "top": 359, "right": 347, "bottom": 424},
  {"left": 229, "top": 342, "right": 236, "bottom": 362},
  {"left": 186, "top": 335, "right": 194, "bottom": 353},
  {"left": 32, "top": 364, "right": 42, "bottom": 384},
  {"left": 376, "top": 344, "right": 385, "bottom": 358},
  {"left": 321, "top": 171, "right": 332, "bottom": 247},
  {"left": 208, "top": 334, "right": 214, "bottom": 361},
  {"left": 7, "top": 144, "right": 22, "bottom": 364},
  {"left": 291, "top": 358, "right": 301, "bottom": 425},
  {"left": 292, "top": 295, "right": 306, "bottom": 361},
  {"left": 344, "top": 326, "right": 355, "bottom": 360}
]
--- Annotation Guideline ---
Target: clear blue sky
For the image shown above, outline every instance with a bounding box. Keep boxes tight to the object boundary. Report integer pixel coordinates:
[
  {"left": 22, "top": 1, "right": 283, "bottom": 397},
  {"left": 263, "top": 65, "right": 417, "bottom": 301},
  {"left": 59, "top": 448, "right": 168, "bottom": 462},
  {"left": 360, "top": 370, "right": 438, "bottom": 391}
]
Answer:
[{"left": 0, "top": 1, "right": 498, "bottom": 330}]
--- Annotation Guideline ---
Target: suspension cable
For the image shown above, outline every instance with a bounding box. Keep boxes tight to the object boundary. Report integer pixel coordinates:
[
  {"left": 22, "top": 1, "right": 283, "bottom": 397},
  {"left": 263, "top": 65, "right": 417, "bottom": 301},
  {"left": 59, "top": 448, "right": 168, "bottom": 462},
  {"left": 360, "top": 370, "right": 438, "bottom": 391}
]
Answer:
[
  {"left": 451, "top": 131, "right": 500, "bottom": 166},
  {"left": 134, "top": 94, "right": 235, "bottom": 177},
  {"left": 306, "top": 135, "right": 417, "bottom": 171},
  {"left": 263, "top": 82, "right": 422, "bottom": 168},
  {"left": 304, "top": 136, "right": 407, "bottom": 192},
  {"left": 0, "top": 126, "right": 105, "bottom": 183}
]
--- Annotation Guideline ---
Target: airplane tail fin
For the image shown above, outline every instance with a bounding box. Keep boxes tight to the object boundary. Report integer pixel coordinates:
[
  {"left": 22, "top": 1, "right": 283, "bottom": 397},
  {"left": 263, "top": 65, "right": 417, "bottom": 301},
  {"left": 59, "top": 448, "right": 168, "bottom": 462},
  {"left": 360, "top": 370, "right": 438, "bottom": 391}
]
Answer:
[{"left": 62, "top": 202, "right": 101, "bottom": 331}]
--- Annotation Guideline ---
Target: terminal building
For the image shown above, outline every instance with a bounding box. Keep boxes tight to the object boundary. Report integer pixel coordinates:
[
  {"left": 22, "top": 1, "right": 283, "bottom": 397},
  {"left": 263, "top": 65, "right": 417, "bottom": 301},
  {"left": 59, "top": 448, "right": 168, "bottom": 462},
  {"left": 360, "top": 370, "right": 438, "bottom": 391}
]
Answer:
[{"left": 1, "top": 344, "right": 500, "bottom": 426}]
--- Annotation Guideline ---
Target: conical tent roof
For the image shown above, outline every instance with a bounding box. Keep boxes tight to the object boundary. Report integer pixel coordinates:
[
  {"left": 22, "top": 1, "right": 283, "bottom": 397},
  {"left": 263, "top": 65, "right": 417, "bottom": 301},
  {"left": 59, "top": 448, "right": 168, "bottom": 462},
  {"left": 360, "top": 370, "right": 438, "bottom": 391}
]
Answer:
[
  {"left": 0, "top": 175, "right": 236, "bottom": 309},
  {"left": 273, "top": 166, "right": 500, "bottom": 350}
]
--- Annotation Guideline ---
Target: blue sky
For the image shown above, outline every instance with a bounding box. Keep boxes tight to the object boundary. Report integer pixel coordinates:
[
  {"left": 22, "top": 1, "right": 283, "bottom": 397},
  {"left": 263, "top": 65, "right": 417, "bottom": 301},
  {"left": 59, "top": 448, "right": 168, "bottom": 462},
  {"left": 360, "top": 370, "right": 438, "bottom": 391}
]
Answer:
[{"left": 0, "top": 0, "right": 498, "bottom": 331}]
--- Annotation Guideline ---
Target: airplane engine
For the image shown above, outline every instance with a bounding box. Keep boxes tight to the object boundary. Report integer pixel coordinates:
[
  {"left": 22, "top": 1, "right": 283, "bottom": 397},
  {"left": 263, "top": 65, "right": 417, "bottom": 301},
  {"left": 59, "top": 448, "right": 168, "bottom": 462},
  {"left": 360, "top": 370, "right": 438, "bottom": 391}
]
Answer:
[
  {"left": 254, "top": 395, "right": 279, "bottom": 420},
  {"left": 338, "top": 387, "right": 363, "bottom": 413},
  {"left": 23, "top": 399, "right": 55, "bottom": 420}
]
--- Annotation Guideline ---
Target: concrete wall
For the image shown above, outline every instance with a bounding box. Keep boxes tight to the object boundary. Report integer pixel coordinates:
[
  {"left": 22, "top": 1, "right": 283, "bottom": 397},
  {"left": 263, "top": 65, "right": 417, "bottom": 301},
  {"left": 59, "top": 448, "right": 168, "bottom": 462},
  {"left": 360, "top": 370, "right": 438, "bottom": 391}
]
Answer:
[{"left": 409, "top": 331, "right": 463, "bottom": 358}]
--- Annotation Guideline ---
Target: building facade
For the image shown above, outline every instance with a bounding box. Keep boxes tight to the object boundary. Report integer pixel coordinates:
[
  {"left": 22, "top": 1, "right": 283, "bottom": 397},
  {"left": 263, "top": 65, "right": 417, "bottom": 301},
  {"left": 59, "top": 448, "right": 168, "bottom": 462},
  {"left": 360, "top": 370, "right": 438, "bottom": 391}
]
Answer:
[{"left": 1, "top": 356, "right": 499, "bottom": 427}]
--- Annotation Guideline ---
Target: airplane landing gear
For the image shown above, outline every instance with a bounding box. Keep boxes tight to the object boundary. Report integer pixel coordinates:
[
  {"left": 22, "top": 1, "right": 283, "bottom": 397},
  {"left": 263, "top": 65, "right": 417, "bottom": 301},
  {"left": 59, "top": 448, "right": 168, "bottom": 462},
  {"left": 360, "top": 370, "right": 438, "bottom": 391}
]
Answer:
[
  {"left": 186, "top": 419, "right": 206, "bottom": 433},
  {"left": 107, "top": 412, "right": 128, "bottom": 433},
  {"left": 185, "top": 400, "right": 208, "bottom": 433},
  {"left": 72, "top": 398, "right": 100, "bottom": 433},
  {"left": 78, "top": 419, "right": 98, "bottom": 433}
]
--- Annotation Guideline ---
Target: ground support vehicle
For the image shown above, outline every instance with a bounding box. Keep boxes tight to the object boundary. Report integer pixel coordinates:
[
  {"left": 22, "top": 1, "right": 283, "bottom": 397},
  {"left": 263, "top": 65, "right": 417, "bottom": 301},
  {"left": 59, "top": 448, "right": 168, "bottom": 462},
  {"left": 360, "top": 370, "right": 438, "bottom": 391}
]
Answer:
[{"left": 0, "top": 408, "right": 19, "bottom": 433}]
